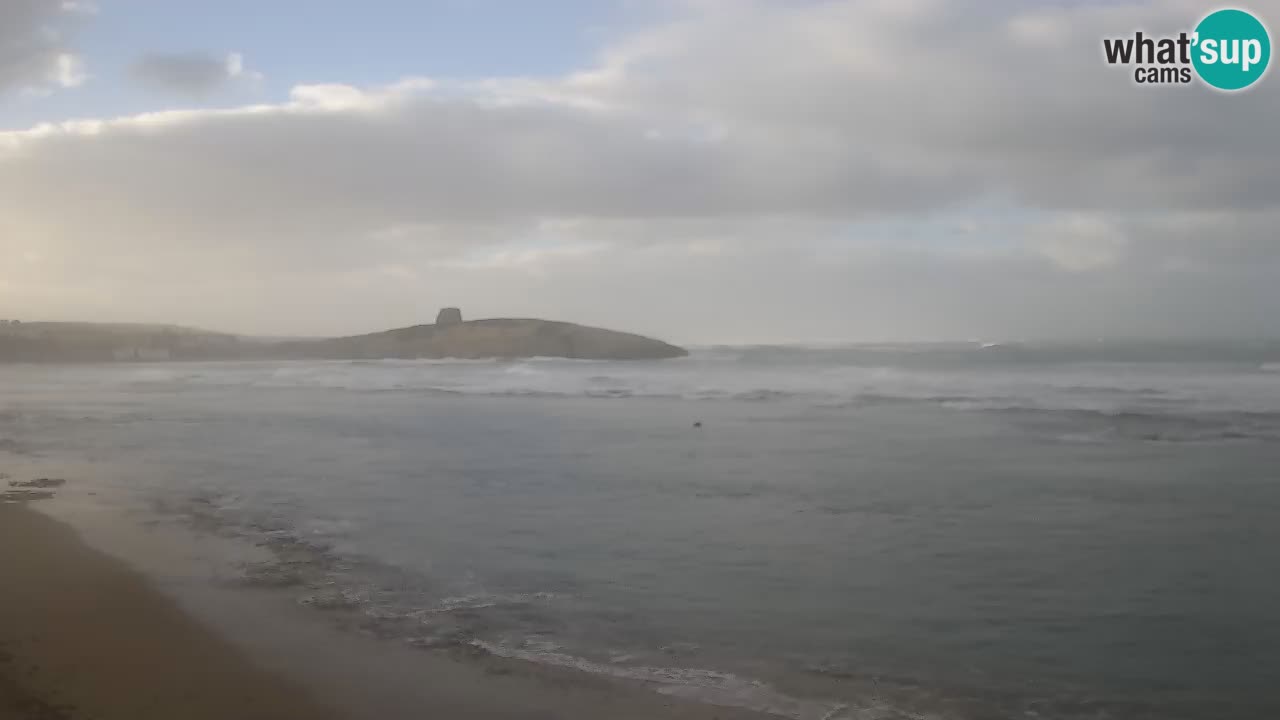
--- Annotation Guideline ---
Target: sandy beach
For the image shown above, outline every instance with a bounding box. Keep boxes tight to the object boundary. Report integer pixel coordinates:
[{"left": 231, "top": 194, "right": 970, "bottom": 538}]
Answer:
[
  {"left": 1, "top": 495, "right": 777, "bottom": 720},
  {"left": 0, "top": 501, "right": 342, "bottom": 720}
]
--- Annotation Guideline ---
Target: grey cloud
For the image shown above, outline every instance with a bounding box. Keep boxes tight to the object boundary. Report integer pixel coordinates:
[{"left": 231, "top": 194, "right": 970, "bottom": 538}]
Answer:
[
  {"left": 0, "top": 0, "right": 84, "bottom": 95},
  {"left": 3, "top": 0, "right": 1279, "bottom": 339},
  {"left": 12, "top": 1, "right": 1278, "bottom": 224},
  {"left": 130, "top": 52, "right": 249, "bottom": 95},
  {"left": 568, "top": 0, "right": 1280, "bottom": 214}
]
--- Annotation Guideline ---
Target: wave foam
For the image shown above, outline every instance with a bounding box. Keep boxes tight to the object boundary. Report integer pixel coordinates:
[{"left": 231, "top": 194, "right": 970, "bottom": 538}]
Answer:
[
  {"left": 472, "top": 640, "right": 849, "bottom": 720},
  {"left": 105, "top": 352, "right": 1280, "bottom": 435}
]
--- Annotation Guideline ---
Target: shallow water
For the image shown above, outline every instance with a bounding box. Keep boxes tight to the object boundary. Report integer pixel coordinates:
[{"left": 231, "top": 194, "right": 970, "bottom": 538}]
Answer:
[{"left": 3, "top": 343, "right": 1279, "bottom": 719}]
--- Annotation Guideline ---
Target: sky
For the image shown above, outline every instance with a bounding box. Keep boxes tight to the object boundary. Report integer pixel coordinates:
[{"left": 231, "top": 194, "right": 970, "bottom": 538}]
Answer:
[{"left": 2, "top": 0, "right": 1278, "bottom": 344}]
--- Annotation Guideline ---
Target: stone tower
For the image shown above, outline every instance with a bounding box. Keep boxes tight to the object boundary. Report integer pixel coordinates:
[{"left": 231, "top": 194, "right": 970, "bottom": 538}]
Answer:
[{"left": 436, "top": 307, "right": 462, "bottom": 325}]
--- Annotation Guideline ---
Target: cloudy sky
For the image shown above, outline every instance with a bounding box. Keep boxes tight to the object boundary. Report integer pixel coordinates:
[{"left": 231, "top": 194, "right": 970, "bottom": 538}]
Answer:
[{"left": 2, "top": 0, "right": 1277, "bottom": 343}]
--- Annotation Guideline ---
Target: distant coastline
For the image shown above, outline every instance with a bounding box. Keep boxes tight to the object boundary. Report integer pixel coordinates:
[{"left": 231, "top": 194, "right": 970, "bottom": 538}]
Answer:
[{"left": 0, "top": 308, "right": 687, "bottom": 363}]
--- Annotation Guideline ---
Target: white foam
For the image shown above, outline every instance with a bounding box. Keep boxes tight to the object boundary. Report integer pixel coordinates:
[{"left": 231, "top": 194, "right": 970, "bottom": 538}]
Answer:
[
  {"left": 104, "top": 350, "right": 1280, "bottom": 418},
  {"left": 472, "top": 640, "right": 849, "bottom": 720},
  {"left": 432, "top": 591, "right": 560, "bottom": 612}
]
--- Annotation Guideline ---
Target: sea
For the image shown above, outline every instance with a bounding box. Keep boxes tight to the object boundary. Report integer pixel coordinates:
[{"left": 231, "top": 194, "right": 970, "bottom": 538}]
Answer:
[{"left": 2, "top": 342, "right": 1279, "bottom": 719}]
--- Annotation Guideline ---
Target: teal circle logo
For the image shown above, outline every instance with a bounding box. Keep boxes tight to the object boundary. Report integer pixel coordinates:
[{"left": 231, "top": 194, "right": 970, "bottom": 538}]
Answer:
[{"left": 1192, "top": 8, "right": 1271, "bottom": 90}]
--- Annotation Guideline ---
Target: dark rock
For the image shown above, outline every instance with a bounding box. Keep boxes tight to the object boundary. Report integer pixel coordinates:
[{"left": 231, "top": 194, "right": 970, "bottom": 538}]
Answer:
[
  {"left": 10, "top": 478, "right": 65, "bottom": 489},
  {"left": 1, "top": 489, "right": 55, "bottom": 502}
]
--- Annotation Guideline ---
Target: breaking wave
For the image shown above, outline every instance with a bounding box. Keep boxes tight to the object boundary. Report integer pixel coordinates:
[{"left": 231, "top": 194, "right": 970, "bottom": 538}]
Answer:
[
  {"left": 110, "top": 352, "right": 1280, "bottom": 440},
  {"left": 472, "top": 640, "right": 851, "bottom": 720}
]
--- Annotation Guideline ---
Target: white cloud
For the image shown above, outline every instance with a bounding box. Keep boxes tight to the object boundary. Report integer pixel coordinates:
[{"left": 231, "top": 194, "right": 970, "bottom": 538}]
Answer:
[
  {"left": 1034, "top": 215, "right": 1130, "bottom": 272},
  {"left": 50, "top": 52, "right": 86, "bottom": 87},
  {"left": 59, "top": 0, "right": 97, "bottom": 15}
]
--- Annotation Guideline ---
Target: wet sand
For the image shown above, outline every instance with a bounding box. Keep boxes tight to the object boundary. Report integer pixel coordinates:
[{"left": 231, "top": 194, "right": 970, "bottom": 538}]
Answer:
[
  {"left": 1, "top": 499, "right": 778, "bottom": 720},
  {"left": 0, "top": 501, "right": 343, "bottom": 720}
]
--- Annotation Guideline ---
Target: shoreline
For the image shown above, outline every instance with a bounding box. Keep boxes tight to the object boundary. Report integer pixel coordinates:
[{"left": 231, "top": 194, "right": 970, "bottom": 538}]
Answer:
[
  {"left": 1, "top": 494, "right": 780, "bottom": 720},
  {"left": 0, "top": 502, "right": 342, "bottom": 720}
]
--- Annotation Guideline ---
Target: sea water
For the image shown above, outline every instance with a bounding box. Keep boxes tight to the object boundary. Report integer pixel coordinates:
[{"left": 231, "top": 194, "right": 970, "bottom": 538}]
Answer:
[{"left": 2, "top": 342, "right": 1278, "bottom": 719}]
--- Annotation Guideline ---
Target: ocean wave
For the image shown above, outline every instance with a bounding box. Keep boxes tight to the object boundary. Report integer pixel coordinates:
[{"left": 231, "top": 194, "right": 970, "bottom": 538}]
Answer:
[
  {"left": 119, "top": 368, "right": 1280, "bottom": 423},
  {"left": 124, "top": 368, "right": 208, "bottom": 383},
  {"left": 996, "top": 407, "right": 1280, "bottom": 443},
  {"left": 432, "top": 592, "right": 562, "bottom": 613},
  {"left": 102, "top": 354, "right": 1280, "bottom": 429},
  {"left": 356, "top": 357, "right": 503, "bottom": 365},
  {"left": 154, "top": 488, "right": 861, "bottom": 720},
  {"left": 472, "top": 640, "right": 850, "bottom": 720}
]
